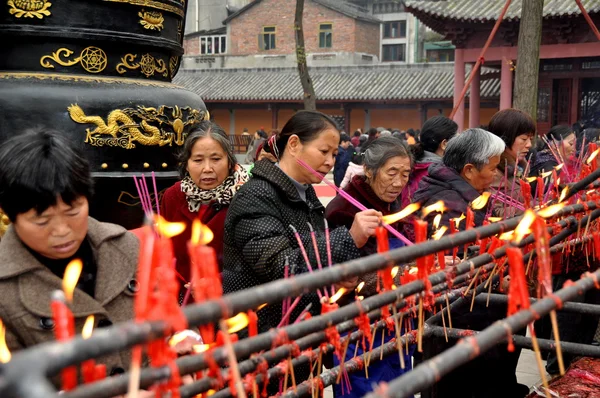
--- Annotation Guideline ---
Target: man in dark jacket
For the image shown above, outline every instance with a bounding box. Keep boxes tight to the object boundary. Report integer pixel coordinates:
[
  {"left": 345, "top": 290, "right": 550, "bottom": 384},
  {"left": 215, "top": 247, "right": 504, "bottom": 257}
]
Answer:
[
  {"left": 413, "top": 128, "right": 529, "bottom": 398},
  {"left": 413, "top": 128, "right": 504, "bottom": 230},
  {"left": 333, "top": 133, "right": 353, "bottom": 187}
]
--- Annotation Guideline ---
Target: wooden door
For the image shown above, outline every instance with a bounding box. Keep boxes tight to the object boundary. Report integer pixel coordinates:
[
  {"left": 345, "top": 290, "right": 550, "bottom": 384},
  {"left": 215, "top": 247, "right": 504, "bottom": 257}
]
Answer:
[
  {"left": 553, "top": 79, "right": 572, "bottom": 126},
  {"left": 537, "top": 79, "right": 552, "bottom": 134}
]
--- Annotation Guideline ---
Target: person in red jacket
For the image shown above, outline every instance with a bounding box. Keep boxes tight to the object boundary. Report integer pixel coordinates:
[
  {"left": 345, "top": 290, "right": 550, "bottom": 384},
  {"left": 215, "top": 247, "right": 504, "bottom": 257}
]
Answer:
[{"left": 161, "top": 121, "right": 249, "bottom": 287}]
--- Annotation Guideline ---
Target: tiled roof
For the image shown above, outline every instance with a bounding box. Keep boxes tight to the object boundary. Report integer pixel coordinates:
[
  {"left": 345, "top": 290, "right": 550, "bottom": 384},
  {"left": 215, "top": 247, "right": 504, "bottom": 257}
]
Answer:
[
  {"left": 404, "top": 0, "right": 600, "bottom": 22},
  {"left": 223, "top": 0, "right": 380, "bottom": 24},
  {"left": 173, "top": 64, "right": 500, "bottom": 102}
]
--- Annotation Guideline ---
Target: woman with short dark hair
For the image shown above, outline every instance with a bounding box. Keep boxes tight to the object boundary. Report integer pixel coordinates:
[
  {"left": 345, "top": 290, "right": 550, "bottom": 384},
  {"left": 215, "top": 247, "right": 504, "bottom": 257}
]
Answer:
[
  {"left": 0, "top": 129, "right": 141, "bottom": 376},
  {"left": 223, "top": 111, "right": 379, "bottom": 333},
  {"left": 161, "top": 120, "right": 249, "bottom": 285},
  {"left": 487, "top": 108, "right": 535, "bottom": 217}
]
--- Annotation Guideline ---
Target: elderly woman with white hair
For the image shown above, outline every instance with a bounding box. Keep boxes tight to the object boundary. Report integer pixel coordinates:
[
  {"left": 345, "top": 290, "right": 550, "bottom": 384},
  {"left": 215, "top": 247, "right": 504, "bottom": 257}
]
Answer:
[{"left": 413, "top": 128, "right": 505, "bottom": 230}]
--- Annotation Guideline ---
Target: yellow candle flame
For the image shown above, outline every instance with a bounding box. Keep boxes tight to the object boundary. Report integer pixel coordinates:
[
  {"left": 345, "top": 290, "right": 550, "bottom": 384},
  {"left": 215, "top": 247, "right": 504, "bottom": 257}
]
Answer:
[
  {"left": 498, "top": 231, "right": 514, "bottom": 241},
  {"left": 432, "top": 226, "right": 448, "bottom": 241},
  {"left": 408, "top": 267, "right": 418, "bottom": 275},
  {"left": 555, "top": 163, "right": 564, "bottom": 171},
  {"left": 541, "top": 170, "right": 553, "bottom": 179},
  {"left": 391, "top": 266, "right": 399, "bottom": 278},
  {"left": 526, "top": 176, "right": 538, "bottom": 183},
  {"left": 471, "top": 192, "right": 491, "bottom": 210},
  {"left": 63, "top": 259, "right": 82, "bottom": 303},
  {"left": 82, "top": 315, "right": 94, "bottom": 340},
  {"left": 357, "top": 296, "right": 364, "bottom": 301},
  {"left": 433, "top": 214, "right": 442, "bottom": 229},
  {"left": 225, "top": 313, "right": 249, "bottom": 334},
  {"left": 330, "top": 288, "right": 347, "bottom": 304},
  {"left": 422, "top": 201, "right": 446, "bottom": 217},
  {"left": 488, "top": 217, "right": 502, "bottom": 223},
  {"left": 559, "top": 186, "right": 569, "bottom": 203},
  {"left": 0, "top": 320, "right": 11, "bottom": 363},
  {"left": 538, "top": 203, "right": 565, "bottom": 219},
  {"left": 191, "top": 219, "right": 214, "bottom": 245},
  {"left": 356, "top": 281, "right": 365, "bottom": 293},
  {"left": 192, "top": 344, "right": 211, "bottom": 353},
  {"left": 587, "top": 149, "right": 600, "bottom": 165},
  {"left": 257, "top": 303, "right": 268, "bottom": 310},
  {"left": 154, "top": 215, "right": 186, "bottom": 238},
  {"left": 513, "top": 210, "right": 536, "bottom": 243},
  {"left": 452, "top": 214, "right": 465, "bottom": 229},
  {"left": 382, "top": 203, "right": 421, "bottom": 224}
]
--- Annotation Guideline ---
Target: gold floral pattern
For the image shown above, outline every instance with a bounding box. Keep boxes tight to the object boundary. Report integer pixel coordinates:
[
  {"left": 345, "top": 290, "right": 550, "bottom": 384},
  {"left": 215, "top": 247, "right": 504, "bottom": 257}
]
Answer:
[
  {"left": 8, "top": 0, "right": 51, "bottom": 18},
  {"left": 116, "top": 53, "right": 168, "bottom": 78},
  {"left": 138, "top": 9, "right": 164, "bottom": 31}
]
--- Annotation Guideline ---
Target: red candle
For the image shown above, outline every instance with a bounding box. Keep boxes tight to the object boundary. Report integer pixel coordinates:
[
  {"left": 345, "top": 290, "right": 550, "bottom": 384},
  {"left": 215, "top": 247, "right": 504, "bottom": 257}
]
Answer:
[
  {"left": 135, "top": 225, "right": 156, "bottom": 321},
  {"left": 376, "top": 226, "right": 393, "bottom": 291},
  {"left": 506, "top": 246, "right": 530, "bottom": 317},
  {"left": 590, "top": 143, "right": 598, "bottom": 170},
  {"left": 248, "top": 310, "right": 258, "bottom": 337},
  {"left": 519, "top": 180, "right": 532, "bottom": 208},
  {"left": 533, "top": 217, "right": 552, "bottom": 298},
  {"left": 51, "top": 291, "right": 77, "bottom": 391},
  {"left": 536, "top": 177, "right": 545, "bottom": 204},
  {"left": 449, "top": 220, "right": 458, "bottom": 261},
  {"left": 320, "top": 301, "right": 339, "bottom": 314},
  {"left": 466, "top": 208, "right": 475, "bottom": 230},
  {"left": 81, "top": 315, "right": 96, "bottom": 384},
  {"left": 413, "top": 219, "right": 430, "bottom": 281},
  {"left": 93, "top": 364, "right": 106, "bottom": 381}
]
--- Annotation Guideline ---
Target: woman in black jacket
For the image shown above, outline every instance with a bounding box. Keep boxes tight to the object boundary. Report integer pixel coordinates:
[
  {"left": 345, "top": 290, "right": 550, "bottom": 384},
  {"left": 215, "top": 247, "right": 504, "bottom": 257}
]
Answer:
[{"left": 223, "top": 111, "right": 381, "bottom": 333}]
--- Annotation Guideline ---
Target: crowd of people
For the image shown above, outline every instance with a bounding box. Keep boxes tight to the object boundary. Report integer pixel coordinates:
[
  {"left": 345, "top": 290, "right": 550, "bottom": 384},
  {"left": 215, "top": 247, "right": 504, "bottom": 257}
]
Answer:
[{"left": 0, "top": 107, "right": 599, "bottom": 397}]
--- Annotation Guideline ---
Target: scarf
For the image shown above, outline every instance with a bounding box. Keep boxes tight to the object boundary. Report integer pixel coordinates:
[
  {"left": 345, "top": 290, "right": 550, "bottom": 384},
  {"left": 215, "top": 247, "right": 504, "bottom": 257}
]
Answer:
[{"left": 181, "top": 164, "right": 249, "bottom": 213}]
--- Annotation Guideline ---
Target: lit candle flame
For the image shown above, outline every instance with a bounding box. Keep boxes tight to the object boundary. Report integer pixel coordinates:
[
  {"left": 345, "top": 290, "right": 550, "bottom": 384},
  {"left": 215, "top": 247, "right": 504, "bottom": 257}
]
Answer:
[
  {"left": 513, "top": 210, "right": 536, "bottom": 243},
  {"left": 0, "top": 320, "right": 11, "bottom": 363},
  {"left": 498, "top": 231, "right": 515, "bottom": 241},
  {"left": 555, "top": 163, "right": 564, "bottom": 171},
  {"left": 257, "top": 303, "right": 268, "bottom": 310},
  {"left": 408, "top": 267, "right": 418, "bottom": 275},
  {"left": 192, "top": 344, "right": 211, "bottom": 353},
  {"left": 82, "top": 315, "right": 94, "bottom": 340},
  {"left": 452, "top": 214, "right": 466, "bottom": 229},
  {"left": 559, "top": 186, "right": 569, "bottom": 203},
  {"left": 587, "top": 149, "right": 600, "bottom": 165},
  {"left": 471, "top": 192, "right": 491, "bottom": 210},
  {"left": 63, "top": 259, "right": 82, "bottom": 302},
  {"left": 488, "top": 217, "right": 502, "bottom": 223},
  {"left": 154, "top": 215, "right": 186, "bottom": 238},
  {"left": 330, "top": 288, "right": 347, "bottom": 304},
  {"left": 191, "top": 219, "right": 214, "bottom": 245},
  {"left": 391, "top": 266, "right": 399, "bottom": 278},
  {"left": 357, "top": 296, "right": 364, "bottom": 301},
  {"left": 356, "top": 281, "right": 365, "bottom": 293},
  {"left": 422, "top": 201, "right": 446, "bottom": 217},
  {"left": 538, "top": 203, "right": 565, "bottom": 219},
  {"left": 432, "top": 226, "right": 448, "bottom": 241},
  {"left": 433, "top": 214, "right": 442, "bottom": 229},
  {"left": 225, "top": 313, "right": 249, "bottom": 334},
  {"left": 526, "top": 176, "right": 538, "bottom": 183},
  {"left": 382, "top": 203, "right": 421, "bottom": 224},
  {"left": 541, "top": 171, "right": 553, "bottom": 179}
]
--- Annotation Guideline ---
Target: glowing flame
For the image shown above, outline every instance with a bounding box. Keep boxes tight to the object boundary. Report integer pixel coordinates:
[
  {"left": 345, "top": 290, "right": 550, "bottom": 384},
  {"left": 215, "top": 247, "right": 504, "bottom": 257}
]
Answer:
[
  {"left": 391, "top": 266, "right": 399, "bottom": 278},
  {"left": 193, "top": 344, "right": 211, "bottom": 353},
  {"left": 330, "top": 288, "right": 347, "bottom": 304},
  {"left": 526, "top": 176, "right": 538, "bottom": 183},
  {"left": 513, "top": 210, "right": 536, "bottom": 243},
  {"left": 433, "top": 214, "right": 442, "bottom": 229},
  {"left": 82, "top": 315, "right": 94, "bottom": 340},
  {"left": 488, "top": 217, "right": 502, "bottom": 223},
  {"left": 432, "top": 226, "right": 448, "bottom": 241},
  {"left": 191, "top": 219, "right": 214, "bottom": 245},
  {"left": 154, "top": 215, "right": 186, "bottom": 238},
  {"left": 559, "top": 186, "right": 569, "bottom": 203},
  {"left": 498, "top": 231, "right": 514, "bottom": 241},
  {"left": 63, "top": 259, "right": 82, "bottom": 302},
  {"left": 422, "top": 201, "right": 446, "bottom": 217},
  {"left": 226, "top": 313, "right": 249, "bottom": 334},
  {"left": 257, "top": 303, "right": 268, "bottom": 310},
  {"left": 382, "top": 203, "right": 421, "bottom": 224},
  {"left": 541, "top": 171, "right": 553, "bottom": 179},
  {"left": 587, "top": 149, "right": 600, "bottom": 165},
  {"left": 0, "top": 320, "right": 11, "bottom": 363},
  {"left": 408, "top": 267, "right": 418, "bottom": 275},
  {"left": 357, "top": 296, "right": 364, "bottom": 301},
  {"left": 452, "top": 214, "right": 466, "bottom": 229},
  {"left": 471, "top": 192, "right": 491, "bottom": 210},
  {"left": 556, "top": 178, "right": 561, "bottom": 186},
  {"left": 538, "top": 203, "right": 565, "bottom": 219},
  {"left": 168, "top": 332, "right": 189, "bottom": 347},
  {"left": 555, "top": 163, "right": 564, "bottom": 171},
  {"left": 356, "top": 282, "right": 365, "bottom": 293}
]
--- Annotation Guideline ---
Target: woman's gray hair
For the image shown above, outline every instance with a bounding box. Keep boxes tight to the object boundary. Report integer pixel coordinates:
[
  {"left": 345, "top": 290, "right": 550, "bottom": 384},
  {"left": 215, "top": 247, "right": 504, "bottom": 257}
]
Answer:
[
  {"left": 177, "top": 121, "right": 237, "bottom": 179},
  {"left": 362, "top": 136, "right": 413, "bottom": 179},
  {"left": 443, "top": 128, "right": 505, "bottom": 173}
]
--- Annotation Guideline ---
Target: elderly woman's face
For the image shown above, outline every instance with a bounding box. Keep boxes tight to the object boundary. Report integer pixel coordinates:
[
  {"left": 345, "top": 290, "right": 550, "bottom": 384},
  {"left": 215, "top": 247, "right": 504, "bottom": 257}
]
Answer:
[
  {"left": 463, "top": 155, "right": 501, "bottom": 193},
  {"left": 186, "top": 137, "right": 230, "bottom": 190},
  {"left": 368, "top": 156, "right": 412, "bottom": 203}
]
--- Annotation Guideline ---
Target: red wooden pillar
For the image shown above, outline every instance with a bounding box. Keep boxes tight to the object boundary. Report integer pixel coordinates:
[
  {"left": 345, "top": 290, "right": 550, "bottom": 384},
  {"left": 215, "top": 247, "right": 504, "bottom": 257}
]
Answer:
[
  {"left": 500, "top": 58, "right": 513, "bottom": 110},
  {"left": 469, "top": 65, "right": 481, "bottom": 128},
  {"left": 453, "top": 48, "right": 465, "bottom": 132}
]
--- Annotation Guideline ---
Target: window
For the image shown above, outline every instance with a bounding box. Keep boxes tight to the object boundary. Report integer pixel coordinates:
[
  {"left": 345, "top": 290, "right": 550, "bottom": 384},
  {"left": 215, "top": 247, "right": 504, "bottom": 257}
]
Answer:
[
  {"left": 200, "top": 35, "right": 227, "bottom": 55},
  {"left": 383, "top": 21, "right": 406, "bottom": 38},
  {"left": 319, "top": 23, "right": 333, "bottom": 48},
  {"left": 259, "top": 26, "right": 276, "bottom": 50},
  {"left": 382, "top": 44, "right": 406, "bottom": 62}
]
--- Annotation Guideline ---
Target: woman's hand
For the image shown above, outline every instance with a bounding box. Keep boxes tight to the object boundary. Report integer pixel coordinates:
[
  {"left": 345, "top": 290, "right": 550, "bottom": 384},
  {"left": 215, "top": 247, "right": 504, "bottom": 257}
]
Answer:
[{"left": 349, "top": 210, "right": 382, "bottom": 248}]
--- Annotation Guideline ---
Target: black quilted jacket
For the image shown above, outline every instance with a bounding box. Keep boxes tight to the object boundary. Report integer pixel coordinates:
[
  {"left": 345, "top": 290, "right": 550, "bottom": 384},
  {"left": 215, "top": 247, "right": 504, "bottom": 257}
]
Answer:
[{"left": 222, "top": 160, "right": 361, "bottom": 332}]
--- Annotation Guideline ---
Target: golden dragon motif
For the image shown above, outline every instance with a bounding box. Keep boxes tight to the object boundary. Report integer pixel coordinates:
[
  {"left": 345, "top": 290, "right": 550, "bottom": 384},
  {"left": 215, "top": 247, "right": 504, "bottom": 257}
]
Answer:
[{"left": 67, "top": 104, "right": 204, "bottom": 149}]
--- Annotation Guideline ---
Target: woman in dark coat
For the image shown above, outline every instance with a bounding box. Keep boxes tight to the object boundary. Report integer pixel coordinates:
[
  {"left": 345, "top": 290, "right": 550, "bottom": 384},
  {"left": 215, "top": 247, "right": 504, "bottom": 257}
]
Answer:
[
  {"left": 325, "top": 136, "right": 414, "bottom": 398},
  {"left": 161, "top": 121, "right": 249, "bottom": 285},
  {"left": 222, "top": 111, "right": 380, "bottom": 333}
]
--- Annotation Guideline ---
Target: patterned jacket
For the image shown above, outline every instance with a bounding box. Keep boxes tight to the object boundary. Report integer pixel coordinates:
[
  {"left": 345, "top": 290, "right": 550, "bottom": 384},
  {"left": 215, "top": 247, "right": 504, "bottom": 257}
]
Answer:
[{"left": 222, "top": 160, "right": 360, "bottom": 332}]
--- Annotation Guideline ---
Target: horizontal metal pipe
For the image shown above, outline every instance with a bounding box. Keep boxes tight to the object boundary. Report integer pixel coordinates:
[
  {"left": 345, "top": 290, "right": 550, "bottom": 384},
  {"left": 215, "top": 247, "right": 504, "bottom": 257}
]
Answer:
[{"left": 475, "top": 293, "right": 600, "bottom": 316}]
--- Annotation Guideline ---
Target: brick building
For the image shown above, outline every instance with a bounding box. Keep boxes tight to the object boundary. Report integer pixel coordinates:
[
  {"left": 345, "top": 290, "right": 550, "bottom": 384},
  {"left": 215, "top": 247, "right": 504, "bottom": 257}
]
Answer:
[{"left": 182, "top": 0, "right": 382, "bottom": 69}]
